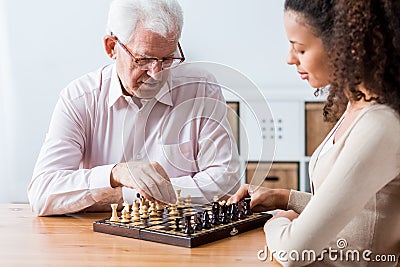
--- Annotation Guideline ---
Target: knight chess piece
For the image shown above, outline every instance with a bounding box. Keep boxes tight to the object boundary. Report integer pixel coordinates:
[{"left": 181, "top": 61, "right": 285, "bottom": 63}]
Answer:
[{"left": 184, "top": 214, "right": 194, "bottom": 235}]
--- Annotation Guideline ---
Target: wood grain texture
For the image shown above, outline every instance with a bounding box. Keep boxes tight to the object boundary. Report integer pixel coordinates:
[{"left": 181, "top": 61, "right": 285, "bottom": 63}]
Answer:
[{"left": 0, "top": 204, "right": 280, "bottom": 266}]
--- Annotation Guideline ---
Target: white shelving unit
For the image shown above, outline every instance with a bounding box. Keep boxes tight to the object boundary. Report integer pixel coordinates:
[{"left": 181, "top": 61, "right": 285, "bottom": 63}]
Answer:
[{"left": 224, "top": 88, "right": 326, "bottom": 192}]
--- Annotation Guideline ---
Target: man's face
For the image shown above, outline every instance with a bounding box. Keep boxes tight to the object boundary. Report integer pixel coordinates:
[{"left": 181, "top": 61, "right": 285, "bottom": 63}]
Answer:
[{"left": 115, "top": 26, "right": 178, "bottom": 99}]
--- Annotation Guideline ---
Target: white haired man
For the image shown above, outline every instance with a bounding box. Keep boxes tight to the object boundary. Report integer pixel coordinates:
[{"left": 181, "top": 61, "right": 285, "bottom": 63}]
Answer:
[{"left": 28, "top": 0, "right": 240, "bottom": 216}]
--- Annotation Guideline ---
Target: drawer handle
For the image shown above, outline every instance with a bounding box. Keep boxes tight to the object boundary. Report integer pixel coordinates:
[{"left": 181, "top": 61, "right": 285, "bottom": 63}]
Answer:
[{"left": 265, "top": 176, "right": 279, "bottom": 181}]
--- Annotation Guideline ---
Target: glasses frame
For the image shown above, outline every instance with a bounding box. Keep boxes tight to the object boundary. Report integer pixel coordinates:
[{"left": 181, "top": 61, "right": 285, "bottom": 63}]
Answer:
[{"left": 111, "top": 32, "right": 185, "bottom": 69}]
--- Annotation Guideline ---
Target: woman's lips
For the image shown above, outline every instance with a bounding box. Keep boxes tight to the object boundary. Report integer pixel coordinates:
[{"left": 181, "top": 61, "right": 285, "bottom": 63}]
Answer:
[{"left": 298, "top": 72, "right": 309, "bottom": 80}]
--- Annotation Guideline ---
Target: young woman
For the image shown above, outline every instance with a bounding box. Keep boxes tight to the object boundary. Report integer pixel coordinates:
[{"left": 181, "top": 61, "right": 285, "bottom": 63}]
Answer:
[{"left": 230, "top": 0, "right": 400, "bottom": 265}]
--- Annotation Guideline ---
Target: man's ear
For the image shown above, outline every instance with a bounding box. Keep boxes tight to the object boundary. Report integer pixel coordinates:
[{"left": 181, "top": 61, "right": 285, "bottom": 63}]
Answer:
[{"left": 104, "top": 35, "right": 117, "bottom": 59}]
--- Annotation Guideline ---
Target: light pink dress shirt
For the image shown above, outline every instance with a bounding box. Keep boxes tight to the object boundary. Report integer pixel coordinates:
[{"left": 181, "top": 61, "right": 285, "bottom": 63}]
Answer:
[{"left": 28, "top": 63, "right": 240, "bottom": 216}]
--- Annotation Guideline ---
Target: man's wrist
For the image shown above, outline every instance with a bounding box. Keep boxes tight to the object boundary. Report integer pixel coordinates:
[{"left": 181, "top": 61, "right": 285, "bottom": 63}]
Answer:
[
  {"left": 274, "top": 189, "right": 290, "bottom": 210},
  {"left": 110, "top": 164, "right": 122, "bottom": 188}
]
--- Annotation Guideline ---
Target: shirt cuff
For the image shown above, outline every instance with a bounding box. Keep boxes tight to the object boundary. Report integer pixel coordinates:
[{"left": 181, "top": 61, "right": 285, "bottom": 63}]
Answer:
[{"left": 88, "top": 163, "right": 115, "bottom": 190}]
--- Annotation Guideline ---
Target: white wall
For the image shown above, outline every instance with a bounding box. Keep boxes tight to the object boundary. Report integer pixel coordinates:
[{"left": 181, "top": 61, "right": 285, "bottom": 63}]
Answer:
[{"left": 0, "top": 0, "right": 310, "bottom": 203}]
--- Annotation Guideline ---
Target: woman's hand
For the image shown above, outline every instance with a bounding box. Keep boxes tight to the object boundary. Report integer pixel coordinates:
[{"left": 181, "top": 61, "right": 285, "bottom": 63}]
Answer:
[{"left": 228, "top": 184, "right": 290, "bottom": 212}]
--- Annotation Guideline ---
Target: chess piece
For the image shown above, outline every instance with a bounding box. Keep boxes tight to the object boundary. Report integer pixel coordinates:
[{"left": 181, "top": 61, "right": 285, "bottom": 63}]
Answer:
[
  {"left": 230, "top": 202, "right": 239, "bottom": 221},
  {"left": 122, "top": 201, "right": 131, "bottom": 219},
  {"left": 110, "top": 203, "right": 120, "bottom": 222},
  {"left": 149, "top": 202, "right": 158, "bottom": 218},
  {"left": 176, "top": 189, "right": 185, "bottom": 208},
  {"left": 140, "top": 204, "right": 149, "bottom": 219},
  {"left": 194, "top": 212, "right": 203, "bottom": 231},
  {"left": 220, "top": 202, "right": 229, "bottom": 224},
  {"left": 211, "top": 201, "right": 220, "bottom": 225},
  {"left": 120, "top": 209, "right": 131, "bottom": 223},
  {"left": 202, "top": 210, "right": 212, "bottom": 229},
  {"left": 156, "top": 202, "right": 164, "bottom": 211},
  {"left": 168, "top": 204, "right": 179, "bottom": 216},
  {"left": 185, "top": 195, "right": 192, "bottom": 207},
  {"left": 174, "top": 217, "right": 182, "bottom": 231},
  {"left": 131, "top": 200, "right": 140, "bottom": 222},
  {"left": 184, "top": 214, "right": 194, "bottom": 234},
  {"left": 243, "top": 198, "right": 253, "bottom": 216}
]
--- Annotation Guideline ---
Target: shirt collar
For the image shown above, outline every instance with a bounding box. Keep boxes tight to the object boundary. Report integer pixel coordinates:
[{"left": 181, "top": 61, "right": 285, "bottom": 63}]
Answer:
[{"left": 108, "top": 64, "right": 173, "bottom": 108}]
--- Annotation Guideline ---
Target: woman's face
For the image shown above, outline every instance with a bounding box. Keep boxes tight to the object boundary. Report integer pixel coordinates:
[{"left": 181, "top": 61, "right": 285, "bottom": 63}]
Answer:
[{"left": 284, "top": 10, "right": 331, "bottom": 88}]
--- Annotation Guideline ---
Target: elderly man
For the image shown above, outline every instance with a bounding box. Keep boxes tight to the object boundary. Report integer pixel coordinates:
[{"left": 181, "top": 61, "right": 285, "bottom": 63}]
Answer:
[{"left": 28, "top": 0, "right": 240, "bottom": 216}]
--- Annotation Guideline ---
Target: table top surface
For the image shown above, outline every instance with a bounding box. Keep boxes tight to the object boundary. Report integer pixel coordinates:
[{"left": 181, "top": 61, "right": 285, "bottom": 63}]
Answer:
[{"left": 0, "top": 204, "right": 279, "bottom": 267}]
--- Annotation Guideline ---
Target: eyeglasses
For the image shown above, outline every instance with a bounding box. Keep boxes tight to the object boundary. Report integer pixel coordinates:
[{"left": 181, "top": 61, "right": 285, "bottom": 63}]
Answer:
[{"left": 111, "top": 33, "right": 185, "bottom": 70}]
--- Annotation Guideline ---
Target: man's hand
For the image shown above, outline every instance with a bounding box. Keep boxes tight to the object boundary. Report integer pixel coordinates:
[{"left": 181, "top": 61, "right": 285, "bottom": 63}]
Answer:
[
  {"left": 110, "top": 161, "right": 177, "bottom": 204},
  {"left": 228, "top": 184, "right": 290, "bottom": 212}
]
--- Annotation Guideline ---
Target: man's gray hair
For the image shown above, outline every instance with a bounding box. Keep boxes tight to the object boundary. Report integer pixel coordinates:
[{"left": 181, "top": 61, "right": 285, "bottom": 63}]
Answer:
[{"left": 106, "top": 0, "right": 183, "bottom": 43}]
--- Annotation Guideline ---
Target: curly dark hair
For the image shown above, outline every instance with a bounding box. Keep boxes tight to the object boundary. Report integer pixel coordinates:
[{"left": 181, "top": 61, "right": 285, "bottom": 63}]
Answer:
[{"left": 285, "top": 0, "right": 400, "bottom": 122}]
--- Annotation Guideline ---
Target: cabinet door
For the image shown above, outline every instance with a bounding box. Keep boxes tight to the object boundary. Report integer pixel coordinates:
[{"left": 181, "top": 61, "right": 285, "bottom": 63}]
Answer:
[
  {"left": 305, "top": 102, "right": 335, "bottom": 156},
  {"left": 246, "top": 162, "right": 299, "bottom": 190}
]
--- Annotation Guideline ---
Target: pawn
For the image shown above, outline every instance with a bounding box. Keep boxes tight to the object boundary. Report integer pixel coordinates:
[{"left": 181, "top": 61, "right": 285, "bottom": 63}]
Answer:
[
  {"left": 174, "top": 217, "right": 182, "bottom": 231},
  {"left": 156, "top": 202, "right": 164, "bottom": 212},
  {"left": 110, "top": 203, "right": 120, "bottom": 222},
  {"left": 140, "top": 204, "right": 149, "bottom": 219},
  {"left": 202, "top": 210, "right": 212, "bottom": 229},
  {"left": 120, "top": 209, "right": 131, "bottom": 223},
  {"left": 149, "top": 202, "right": 158, "bottom": 217},
  {"left": 169, "top": 204, "right": 179, "bottom": 216},
  {"left": 131, "top": 200, "right": 140, "bottom": 222}
]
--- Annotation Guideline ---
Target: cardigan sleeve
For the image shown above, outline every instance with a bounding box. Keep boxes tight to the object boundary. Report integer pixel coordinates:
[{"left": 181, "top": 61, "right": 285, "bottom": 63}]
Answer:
[
  {"left": 264, "top": 107, "right": 400, "bottom": 266},
  {"left": 287, "top": 190, "right": 312, "bottom": 213}
]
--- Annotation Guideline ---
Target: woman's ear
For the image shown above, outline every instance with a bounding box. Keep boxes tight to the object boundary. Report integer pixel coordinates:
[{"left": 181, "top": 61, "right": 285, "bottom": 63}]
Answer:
[{"left": 104, "top": 35, "right": 117, "bottom": 59}]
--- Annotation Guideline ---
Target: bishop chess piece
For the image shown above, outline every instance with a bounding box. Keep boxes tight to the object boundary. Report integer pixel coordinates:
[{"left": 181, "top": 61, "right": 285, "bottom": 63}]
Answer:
[
  {"left": 202, "top": 210, "right": 212, "bottom": 229},
  {"left": 110, "top": 203, "right": 120, "bottom": 222}
]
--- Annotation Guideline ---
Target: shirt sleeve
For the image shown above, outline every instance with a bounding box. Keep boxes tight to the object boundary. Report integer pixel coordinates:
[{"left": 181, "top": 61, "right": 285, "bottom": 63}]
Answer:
[
  {"left": 170, "top": 78, "right": 241, "bottom": 203},
  {"left": 264, "top": 109, "right": 400, "bottom": 266},
  {"left": 287, "top": 190, "right": 312, "bottom": 213},
  {"left": 27, "top": 94, "right": 122, "bottom": 216}
]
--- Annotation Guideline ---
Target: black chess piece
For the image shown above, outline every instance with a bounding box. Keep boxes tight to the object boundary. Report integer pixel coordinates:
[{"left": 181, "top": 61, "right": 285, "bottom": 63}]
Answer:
[
  {"left": 238, "top": 201, "right": 246, "bottom": 220},
  {"left": 211, "top": 201, "right": 220, "bottom": 225},
  {"left": 202, "top": 210, "right": 212, "bottom": 229},
  {"left": 174, "top": 217, "right": 182, "bottom": 231},
  {"left": 230, "top": 202, "right": 239, "bottom": 221},
  {"left": 194, "top": 212, "right": 203, "bottom": 231},
  {"left": 184, "top": 214, "right": 194, "bottom": 234},
  {"left": 243, "top": 198, "right": 253, "bottom": 216},
  {"left": 220, "top": 203, "right": 229, "bottom": 224}
]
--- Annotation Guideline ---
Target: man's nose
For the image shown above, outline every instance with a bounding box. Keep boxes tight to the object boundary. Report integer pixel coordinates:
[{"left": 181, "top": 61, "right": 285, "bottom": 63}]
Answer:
[{"left": 146, "top": 61, "right": 163, "bottom": 79}]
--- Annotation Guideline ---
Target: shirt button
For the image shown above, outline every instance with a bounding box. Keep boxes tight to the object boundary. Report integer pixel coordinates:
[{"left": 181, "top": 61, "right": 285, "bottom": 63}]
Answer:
[{"left": 136, "top": 154, "right": 142, "bottom": 160}]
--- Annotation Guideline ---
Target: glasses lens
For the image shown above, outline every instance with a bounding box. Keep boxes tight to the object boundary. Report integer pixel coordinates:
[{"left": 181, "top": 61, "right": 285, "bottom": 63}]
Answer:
[{"left": 162, "top": 59, "right": 181, "bottom": 69}]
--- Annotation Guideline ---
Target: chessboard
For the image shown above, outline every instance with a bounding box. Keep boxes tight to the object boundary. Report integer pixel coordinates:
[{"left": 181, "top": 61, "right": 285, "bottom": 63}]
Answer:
[{"left": 93, "top": 195, "right": 272, "bottom": 248}]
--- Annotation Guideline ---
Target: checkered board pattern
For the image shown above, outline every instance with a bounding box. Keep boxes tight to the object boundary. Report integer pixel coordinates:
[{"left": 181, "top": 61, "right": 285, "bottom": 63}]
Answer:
[{"left": 93, "top": 205, "right": 272, "bottom": 248}]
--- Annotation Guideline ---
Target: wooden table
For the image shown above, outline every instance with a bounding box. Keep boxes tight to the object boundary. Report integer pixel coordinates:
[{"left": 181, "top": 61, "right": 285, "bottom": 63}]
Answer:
[{"left": 0, "top": 204, "right": 279, "bottom": 266}]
